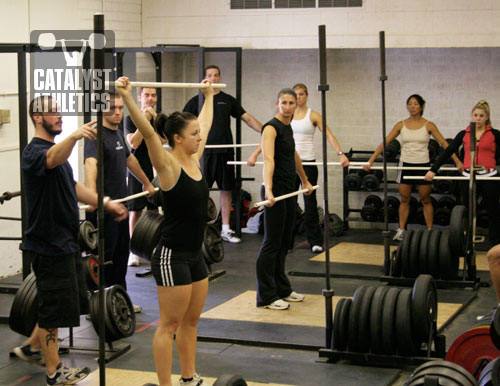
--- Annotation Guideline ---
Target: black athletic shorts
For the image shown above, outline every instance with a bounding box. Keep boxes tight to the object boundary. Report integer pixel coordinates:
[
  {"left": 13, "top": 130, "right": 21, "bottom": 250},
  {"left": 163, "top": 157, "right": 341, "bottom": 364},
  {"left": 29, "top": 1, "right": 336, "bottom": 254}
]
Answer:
[
  {"left": 397, "top": 161, "right": 432, "bottom": 186},
  {"left": 151, "top": 244, "right": 208, "bottom": 287},
  {"left": 202, "top": 152, "right": 235, "bottom": 191},
  {"left": 127, "top": 175, "right": 158, "bottom": 212},
  {"left": 30, "top": 251, "right": 80, "bottom": 329}
]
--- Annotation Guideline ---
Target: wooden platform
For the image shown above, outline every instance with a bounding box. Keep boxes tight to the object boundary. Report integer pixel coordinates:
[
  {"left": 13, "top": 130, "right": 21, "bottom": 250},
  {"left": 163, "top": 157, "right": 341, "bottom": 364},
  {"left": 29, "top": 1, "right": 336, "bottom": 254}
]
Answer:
[
  {"left": 81, "top": 368, "right": 295, "bottom": 386},
  {"left": 201, "top": 290, "right": 462, "bottom": 331},
  {"left": 311, "top": 242, "right": 490, "bottom": 271}
]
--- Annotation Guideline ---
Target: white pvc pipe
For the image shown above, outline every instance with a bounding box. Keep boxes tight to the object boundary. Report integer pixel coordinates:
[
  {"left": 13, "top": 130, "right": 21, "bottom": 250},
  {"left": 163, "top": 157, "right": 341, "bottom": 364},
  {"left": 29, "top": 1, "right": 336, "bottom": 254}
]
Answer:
[
  {"left": 206, "top": 143, "right": 260, "bottom": 148},
  {"left": 348, "top": 165, "right": 461, "bottom": 171},
  {"left": 228, "top": 161, "right": 368, "bottom": 166},
  {"left": 79, "top": 188, "right": 159, "bottom": 210},
  {"left": 107, "top": 81, "right": 226, "bottom": 89},
  {"left": 405, "top": 176, "right": 500, "bottom": 181},
  {"left": 254, "top": 185, "right": 319, "bottom": 208}
]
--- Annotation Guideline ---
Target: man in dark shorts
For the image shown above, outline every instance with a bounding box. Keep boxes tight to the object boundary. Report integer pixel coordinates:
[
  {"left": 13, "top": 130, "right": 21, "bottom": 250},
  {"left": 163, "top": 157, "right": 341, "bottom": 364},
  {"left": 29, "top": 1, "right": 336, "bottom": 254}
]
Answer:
[
  {"left": 125, "top": 87, "right": 163, "bottom": 267},
  {"left": 84, "top": 93, "right": 155, "bottom": 311},
  {"left": 13, "top": 95, "right": 127, "bottom": 385},
  {"left": 183, "top": 65, "right": 262, "bottom": 243}
]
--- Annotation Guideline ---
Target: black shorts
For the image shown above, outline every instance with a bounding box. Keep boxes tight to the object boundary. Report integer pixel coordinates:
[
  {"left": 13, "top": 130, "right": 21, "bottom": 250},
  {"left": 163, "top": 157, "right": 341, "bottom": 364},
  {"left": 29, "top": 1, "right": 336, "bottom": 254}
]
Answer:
[
  {"left": 202, "top": 152, "right": 235, "bottom": 191},
  {"left": 151, "top": 245, "right": 208, "bottom": 287},
  {"left": 127, "top": 175, "right": 158, "bottom": 212},
  {"left": 397, "top": 161, "right": 432, "bottom": 186},
  {"left": 30, "top": 251, "right": 80, "bottom": 329}
]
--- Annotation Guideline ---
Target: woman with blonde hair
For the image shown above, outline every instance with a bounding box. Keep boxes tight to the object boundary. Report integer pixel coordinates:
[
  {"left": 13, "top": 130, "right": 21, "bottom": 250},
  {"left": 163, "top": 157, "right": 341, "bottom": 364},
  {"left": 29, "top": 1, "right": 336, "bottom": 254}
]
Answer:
[{"left": 425, "top": 100, "right": 500, "bottom": 246}]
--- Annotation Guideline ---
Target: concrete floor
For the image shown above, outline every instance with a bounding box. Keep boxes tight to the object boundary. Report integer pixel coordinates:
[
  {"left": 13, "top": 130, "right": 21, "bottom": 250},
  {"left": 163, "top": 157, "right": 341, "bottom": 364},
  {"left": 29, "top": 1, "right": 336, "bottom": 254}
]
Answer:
[{"left": 0, "top": 229, "right": 496, "bottom": 386}]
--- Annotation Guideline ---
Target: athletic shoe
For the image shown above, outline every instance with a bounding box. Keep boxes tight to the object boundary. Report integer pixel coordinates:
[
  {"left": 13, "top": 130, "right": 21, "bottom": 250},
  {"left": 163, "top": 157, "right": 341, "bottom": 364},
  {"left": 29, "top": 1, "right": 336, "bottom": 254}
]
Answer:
[
  {"left": 133, "top": 304, "right": 142, "bottom": 313},
  {"left": 13, "top": 344, "right": 43, "bottom": 366},
  {"left": 259, "top": 299, "right": 290, "bottom": 310},
  {"left": 128, "top": 253, "right": 140, "bottom": 267},
  {"left": 283, "top": 291, "right": 305, "bottom": 302},
  {"left": 177, "top": 373, "right": 207, "bottom": 386},
  {"left": 311, "top": 245, "right": 323, "bottom": 253},
  {"left": 393, "top": 228, "right": 406, "bottom": 241},
  {"left": 221, "top": 229, "right": 241, "bottom": 244},
  {"left": 46, "top": 362, "right": 90, "bottom": 386}
]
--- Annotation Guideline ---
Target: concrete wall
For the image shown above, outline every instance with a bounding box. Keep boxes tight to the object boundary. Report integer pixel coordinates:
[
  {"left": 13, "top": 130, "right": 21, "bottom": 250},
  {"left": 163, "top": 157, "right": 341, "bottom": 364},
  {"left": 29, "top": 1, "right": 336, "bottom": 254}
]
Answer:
[{"left": 142, "top": 0, "right": 500, "bottom": 49}]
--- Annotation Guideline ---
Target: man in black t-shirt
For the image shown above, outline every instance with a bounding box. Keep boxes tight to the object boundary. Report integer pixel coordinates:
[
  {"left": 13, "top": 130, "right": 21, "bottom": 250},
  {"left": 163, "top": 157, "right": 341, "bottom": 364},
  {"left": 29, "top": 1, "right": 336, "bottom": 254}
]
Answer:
[
  {"left": 14, "top": 96, "right": 127, "bottom": 385},
  {"left": 125, "top": 87, "right": 164, "bottom": 267},
  {"left": 84, "top": 93, "right": 155, "bottom": 300},
  {"left": 183, "top": 65, "right": 262, "bottom": 243}
]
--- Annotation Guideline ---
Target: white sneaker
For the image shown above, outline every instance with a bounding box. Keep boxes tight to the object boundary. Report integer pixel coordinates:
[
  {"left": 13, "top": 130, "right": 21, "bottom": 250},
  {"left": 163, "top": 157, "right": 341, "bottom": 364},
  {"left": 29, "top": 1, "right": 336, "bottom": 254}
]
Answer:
[
  {"left": 221, "top": 229, "right": 241, "bottom": 244},
  {"left": 393, "top": 228, "right": 406, "bottom": 241},
  {"left": 177, "top": 373, "right": 207, "bottom": 386},
  {"left": 283, "top": 291, "right": 305, "bottom": 302},
  {"left": 133, "top": 304, "right": 142, "bottom": 313},
  {"left": 128, "top": 253, "right": 140, "bottom": 267},
  {"left": 311, "top": 245, "right": 323, "bottom": 253},
  {"left": 259, "top": 299, "right": 290, "bottom": 310}
]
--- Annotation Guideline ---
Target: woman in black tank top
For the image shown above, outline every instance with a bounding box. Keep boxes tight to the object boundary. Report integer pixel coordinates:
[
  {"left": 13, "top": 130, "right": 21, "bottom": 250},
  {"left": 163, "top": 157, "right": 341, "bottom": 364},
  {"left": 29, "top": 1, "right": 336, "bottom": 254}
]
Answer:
[
  {"left": 256, "top": 88, "right": 314, "bottom": 310},
  {"left": 117, "top": 77, "right": 214, "bottom": 386}
]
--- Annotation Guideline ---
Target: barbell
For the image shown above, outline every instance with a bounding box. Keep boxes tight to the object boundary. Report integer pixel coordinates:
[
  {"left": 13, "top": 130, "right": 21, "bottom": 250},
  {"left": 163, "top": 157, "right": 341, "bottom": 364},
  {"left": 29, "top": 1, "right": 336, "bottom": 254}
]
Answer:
[
  {"left": 78, "top": 188, "right": 159, "bottom": 210},
  {"left": 406, "top": 176, "right": 500, "bottom": 181},
  {"left": 254, "top": 185, "right": 319, "bottom": 207},
  {"left": 107, "top": 81, "right": 227, "bottom": 89},
  {"left": 37, "top": 32, "right": 106, "bottom": 50},
  {"left": 228, "top": 161, "right": 368, "bottom": 166}
]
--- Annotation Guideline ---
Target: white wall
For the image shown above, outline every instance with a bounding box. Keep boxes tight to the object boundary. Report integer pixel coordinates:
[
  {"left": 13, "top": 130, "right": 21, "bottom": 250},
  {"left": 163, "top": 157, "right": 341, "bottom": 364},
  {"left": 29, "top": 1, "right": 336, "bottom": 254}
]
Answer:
[
  {"left": 142, "top": 0, "right": 500, "bottom": 49},
  {"left": 0, "top": 0, "right": 142, "bottom": 278}
]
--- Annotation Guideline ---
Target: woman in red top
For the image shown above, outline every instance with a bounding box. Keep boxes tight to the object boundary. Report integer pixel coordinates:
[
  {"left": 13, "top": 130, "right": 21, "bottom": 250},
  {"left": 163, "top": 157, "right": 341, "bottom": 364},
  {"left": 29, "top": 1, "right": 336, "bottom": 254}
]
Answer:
[{"left": 425, "top": 100, "right": 500, "bottom": 246}]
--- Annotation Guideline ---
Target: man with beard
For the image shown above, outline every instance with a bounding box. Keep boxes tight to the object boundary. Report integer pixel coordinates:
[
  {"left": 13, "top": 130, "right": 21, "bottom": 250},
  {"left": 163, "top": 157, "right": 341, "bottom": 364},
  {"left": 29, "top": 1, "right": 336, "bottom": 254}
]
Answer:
[
  {"left": 84, "top": 92, "right": 155, "bottom": 309},
  {"left": 14, "top": 95, "right": 127, "bottom": 385}
]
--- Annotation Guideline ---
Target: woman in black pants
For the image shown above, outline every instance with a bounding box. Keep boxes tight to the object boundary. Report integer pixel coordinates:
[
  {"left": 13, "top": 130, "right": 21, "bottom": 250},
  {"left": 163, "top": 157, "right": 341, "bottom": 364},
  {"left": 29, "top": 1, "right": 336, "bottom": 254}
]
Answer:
[
  {"left": 425, "top": 100, "right": 500, "bottom": 246},
  {"left": 256, "top": 88, "right": 313, "bottom": 310}
]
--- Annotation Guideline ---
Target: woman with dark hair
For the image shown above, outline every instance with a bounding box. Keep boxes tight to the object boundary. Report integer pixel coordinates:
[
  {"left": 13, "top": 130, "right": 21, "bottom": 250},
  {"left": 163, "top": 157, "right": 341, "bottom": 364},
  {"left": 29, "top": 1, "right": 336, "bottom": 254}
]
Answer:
[
  {"left": 116, "top": 76, "right": 214, "bottom": 386},
  {"left": 425, "top": 100, "right": 500, "bottom": 247},
  {"left": 256, "top": 88, "right": 314, "bottom": 310},
  {"left": 365, "top": 94, "right": 461, "bottom": 240}
]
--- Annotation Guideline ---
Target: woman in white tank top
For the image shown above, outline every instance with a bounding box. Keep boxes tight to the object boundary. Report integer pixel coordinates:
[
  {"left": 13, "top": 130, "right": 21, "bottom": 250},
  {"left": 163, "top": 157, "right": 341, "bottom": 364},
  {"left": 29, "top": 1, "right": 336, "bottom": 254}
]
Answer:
[
  {"left": 365, "top": 95, "right": 461, "bottom": 241},
  {"left": 247, "top": 83, "right": 349, "bottom": 253}
]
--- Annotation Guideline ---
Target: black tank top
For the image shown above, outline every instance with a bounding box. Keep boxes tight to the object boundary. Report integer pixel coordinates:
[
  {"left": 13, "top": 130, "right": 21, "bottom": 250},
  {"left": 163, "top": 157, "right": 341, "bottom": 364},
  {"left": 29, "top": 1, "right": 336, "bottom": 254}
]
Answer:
[
  {"left": 160, "top": 166, "right": 209, "bottom": 251},
  {"left": 263, "top": 117, "right": 296, "bottom": 192}
]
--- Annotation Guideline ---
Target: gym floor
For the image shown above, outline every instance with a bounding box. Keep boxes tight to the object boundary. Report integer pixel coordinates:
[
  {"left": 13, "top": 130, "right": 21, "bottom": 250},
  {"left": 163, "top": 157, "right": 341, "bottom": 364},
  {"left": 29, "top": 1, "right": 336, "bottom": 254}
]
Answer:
[{"left": 0, "top": 228, "right": 496, "bottom": 386}]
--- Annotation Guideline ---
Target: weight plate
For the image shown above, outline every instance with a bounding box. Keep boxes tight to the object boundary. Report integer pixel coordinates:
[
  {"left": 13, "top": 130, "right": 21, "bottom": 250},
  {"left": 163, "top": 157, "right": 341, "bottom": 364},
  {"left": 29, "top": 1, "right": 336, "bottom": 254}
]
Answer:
[
  {"left": 478, "top": 358, "right": 496, "bottom": 386},
  {"left": 490, "top": 306, "right": 500, "bottom": 350},
  {"left": 380, "top": 287, "right": 401, "bottom": 355},
  {"left": 435, "top": 207, "right": 451, "bottom": 226},
  {"left": 386, "top": 196, "right": 401, "bottom": 209},
  {"left": 446, "top": 325, "right": 500, "bottom": 380},
  {"left": 401, "top": 229, "right": 415, "bottom": 277},
  {"left": 412, "top": 274, "right": 437, "bottom": 344},
  {"left": 410, "top": 360, "right": 478, "bottom": 386},
  {"left": 363, "top": 174, "right": 380, "bottom": 191},
  {"left": 108, "top": 285, "right": 136, "bottom": 339},
  {"left": 439, "top": 230, "right": 459, "bottom": 280},
  {"left": 437, "top": 196, "right": 456, "bottom": 210},
  {"left": 370, "top": 286, "right": 390, "bottom": 354},
  {"left": 130, "top": 210, "right": 166, "bottom": 260},
  {"left": 202, "top": 224, "right": 224, "bottom": 265},
  {"left": 409, "top": 366, "right": 476, "bottom": 386},
  {"left": 427, "top": 230, "right": 442, "bottom": 279},
  {"left": 345, "top": 173, "right": 362, "bottom": 190},
  {"left": 450, "top": 205, "right": 468, "bottom": 257},
  {"left": 207, "top": 196, "right": 218, "bottom": 224},
  {"left": 409, "top": 229, "right": 423, "bottom": 278},
  {"left": 348, "top": 286, "right": 367, "bottom": 352},
  {"left": 332, "top": 298, "right": 346, "bottom": 350},
  {"left": 396, "top": 288, "right": 419, "bottom": 356},
  {"left": 213, "top": 374, "right": 248, "bottom": 386},
  {"left": 79, "top": 220, "right": 98, "bottom": 252},
  {"left": 337, "top": 298, "right": 351, "bottom": 351},
  {"left": 357, "top": 285, "right": 377, "bottom": 353},
  {"left": 419, "top": 230, "right": 431, "bottom": 274},
  {"left": 391, "top": 245, "right": 403, "bottom": 277},
  {"left": 361, "top": 205, "right": 379, "bottom": 222},
  {"left": 364, "top": 194, "right": 383, "bottom": 208},
  {"left": 9, "top": 272, "right": 38, "bottom": 337},
  {"left": 325, "top": 213, "right": 344, "bottom": 237},
  {"left": 82, "top": 255, "right": 99, "bottom": 291}
]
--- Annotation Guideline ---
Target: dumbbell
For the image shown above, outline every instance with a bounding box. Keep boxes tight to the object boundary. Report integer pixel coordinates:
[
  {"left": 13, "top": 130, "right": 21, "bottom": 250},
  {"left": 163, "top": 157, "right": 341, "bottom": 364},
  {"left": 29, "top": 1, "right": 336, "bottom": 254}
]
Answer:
[
  {"left": 361, "top": 194, "right": 383, "bottom": 222},
  {"left": 345, "top": 170, "right": 367, "bottom": 190},
  {"left": 428, "top": 139, "right": 440, "bottom": 162},
  {"left": 362, "top": 170, "right": 384, "bottom": 191},
  {"left": 434, "top": 196, "right": 456, "bottom": 226},
  {"left": 384, "top": 140, "right": 401, "bottom": 160},
  {"left": 433, "top": 171, "right": 456, "bottom": 194},
  {"left": 378, "top": 196, "right": 400, "bottom": 223},
  {"left": 37, "top": 32, "right": 106, "bottom": 50}
]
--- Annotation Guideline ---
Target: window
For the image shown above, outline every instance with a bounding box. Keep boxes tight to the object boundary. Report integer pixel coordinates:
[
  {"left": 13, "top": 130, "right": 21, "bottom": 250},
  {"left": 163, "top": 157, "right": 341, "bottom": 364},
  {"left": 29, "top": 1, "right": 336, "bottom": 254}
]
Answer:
[
  {"left": 230, "top": 0, "right": 272, "bottom": 9},
  {"left": 275, "top": 0, "right": 315, "bottom": 8},
  {"left": 318, "top": 0, "right": 362, "bottom": 7}
]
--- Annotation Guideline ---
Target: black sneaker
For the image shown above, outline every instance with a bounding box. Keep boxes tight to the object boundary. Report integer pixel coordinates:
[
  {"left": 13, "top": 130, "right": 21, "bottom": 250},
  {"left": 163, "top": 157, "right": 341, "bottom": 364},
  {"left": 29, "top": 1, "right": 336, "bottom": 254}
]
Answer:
[
  {"left": 46, "top": 362, "right": 90, "bottom": 386},
  {"left": 13, "top": 344, "right": 44, "bottom": 366}
]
